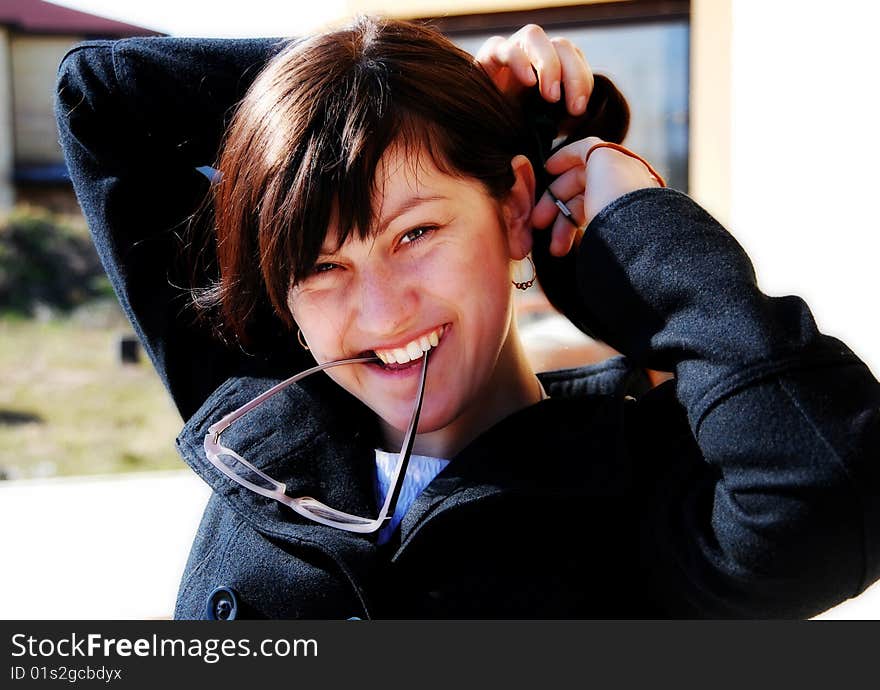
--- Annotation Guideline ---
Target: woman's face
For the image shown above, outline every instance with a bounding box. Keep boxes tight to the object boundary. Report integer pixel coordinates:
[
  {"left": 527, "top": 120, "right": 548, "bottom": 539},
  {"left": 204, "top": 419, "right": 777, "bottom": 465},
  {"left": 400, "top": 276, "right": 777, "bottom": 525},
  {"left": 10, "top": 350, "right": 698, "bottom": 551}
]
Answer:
[{"left": 287, "top": 143, "right": 531, "bottom": 436}]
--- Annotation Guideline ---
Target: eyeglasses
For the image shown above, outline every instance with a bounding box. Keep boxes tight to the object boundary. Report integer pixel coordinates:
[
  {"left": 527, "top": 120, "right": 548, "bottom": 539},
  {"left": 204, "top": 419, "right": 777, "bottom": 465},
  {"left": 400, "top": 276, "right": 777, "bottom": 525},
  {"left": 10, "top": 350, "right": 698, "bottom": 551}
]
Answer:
[{"left": 203, "top": 350, "right": 429, "bottom": 533}]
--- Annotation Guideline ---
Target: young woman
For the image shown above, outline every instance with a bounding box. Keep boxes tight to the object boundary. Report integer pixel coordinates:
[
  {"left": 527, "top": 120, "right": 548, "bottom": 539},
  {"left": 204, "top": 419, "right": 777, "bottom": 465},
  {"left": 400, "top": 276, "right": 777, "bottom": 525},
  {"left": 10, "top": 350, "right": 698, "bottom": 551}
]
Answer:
[{"left": 55, "top": 17, "right": 880, "bottom": 619}]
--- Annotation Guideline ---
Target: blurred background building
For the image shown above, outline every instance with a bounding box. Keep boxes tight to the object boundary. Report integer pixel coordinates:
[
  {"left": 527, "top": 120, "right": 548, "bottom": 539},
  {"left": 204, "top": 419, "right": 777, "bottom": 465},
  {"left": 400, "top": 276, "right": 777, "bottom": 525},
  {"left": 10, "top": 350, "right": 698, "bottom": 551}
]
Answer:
[{"left": 0, "top": 0, "right": 160, "bottom": 213}]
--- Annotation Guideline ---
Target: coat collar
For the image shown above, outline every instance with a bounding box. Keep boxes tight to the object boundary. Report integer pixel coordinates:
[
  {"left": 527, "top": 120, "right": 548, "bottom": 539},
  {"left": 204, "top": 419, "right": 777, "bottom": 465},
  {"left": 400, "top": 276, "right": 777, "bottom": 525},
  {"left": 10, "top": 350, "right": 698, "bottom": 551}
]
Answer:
[{"left": 175, "top": 355, "right": 648, "bottom": 550}]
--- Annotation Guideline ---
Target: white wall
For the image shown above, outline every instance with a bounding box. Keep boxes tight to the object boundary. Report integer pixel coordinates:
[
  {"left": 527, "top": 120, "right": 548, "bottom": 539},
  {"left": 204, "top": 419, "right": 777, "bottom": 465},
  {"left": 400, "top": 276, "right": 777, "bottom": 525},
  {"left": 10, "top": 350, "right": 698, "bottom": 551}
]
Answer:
[
  {"left": 728, "top": 0, "right": 879, "bottom": 376},
  {"left": 0, "top": 472, "right": 211, "bottom": 619}
]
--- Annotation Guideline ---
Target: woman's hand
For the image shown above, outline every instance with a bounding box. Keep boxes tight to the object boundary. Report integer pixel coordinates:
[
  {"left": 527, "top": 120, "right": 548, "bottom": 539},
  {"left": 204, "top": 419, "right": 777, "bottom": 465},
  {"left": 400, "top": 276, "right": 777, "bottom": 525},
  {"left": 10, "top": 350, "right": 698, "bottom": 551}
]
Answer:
[
  {"left": 531, "top": 137, "right": 664, "bottom": 256},
  {"left": 474, "top": 25, "right": 594, "bottom": 117}
]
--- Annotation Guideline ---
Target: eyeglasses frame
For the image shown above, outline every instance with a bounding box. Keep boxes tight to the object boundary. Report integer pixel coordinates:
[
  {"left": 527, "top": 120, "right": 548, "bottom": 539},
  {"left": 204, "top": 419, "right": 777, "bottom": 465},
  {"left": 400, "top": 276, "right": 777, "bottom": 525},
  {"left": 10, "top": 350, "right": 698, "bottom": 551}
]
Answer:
[{"left": 203, "top": 351, "right": 429, "bottom": 533}]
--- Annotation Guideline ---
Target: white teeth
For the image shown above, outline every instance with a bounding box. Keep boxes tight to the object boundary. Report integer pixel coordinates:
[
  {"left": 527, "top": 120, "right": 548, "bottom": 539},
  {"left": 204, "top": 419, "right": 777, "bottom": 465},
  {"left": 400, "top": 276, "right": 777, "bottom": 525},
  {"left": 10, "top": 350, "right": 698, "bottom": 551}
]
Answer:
[{"left": 374, "top": 326, "right": 445, "bottom": 364}]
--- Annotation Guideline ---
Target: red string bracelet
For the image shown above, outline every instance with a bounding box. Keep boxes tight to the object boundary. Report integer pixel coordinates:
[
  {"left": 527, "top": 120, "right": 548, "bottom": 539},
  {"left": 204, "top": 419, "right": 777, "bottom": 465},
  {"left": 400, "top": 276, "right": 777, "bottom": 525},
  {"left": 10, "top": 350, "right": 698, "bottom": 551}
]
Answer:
[{"left": 584, "top": 142, "right": 667, "bottom": 188}]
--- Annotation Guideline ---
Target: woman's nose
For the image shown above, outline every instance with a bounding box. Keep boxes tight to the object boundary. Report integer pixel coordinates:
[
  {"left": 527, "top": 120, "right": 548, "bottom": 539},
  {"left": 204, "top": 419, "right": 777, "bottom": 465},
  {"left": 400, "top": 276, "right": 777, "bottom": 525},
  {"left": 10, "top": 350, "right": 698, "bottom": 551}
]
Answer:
[{"left": 353, "top": 266, "right": 419, "bottom": 337}]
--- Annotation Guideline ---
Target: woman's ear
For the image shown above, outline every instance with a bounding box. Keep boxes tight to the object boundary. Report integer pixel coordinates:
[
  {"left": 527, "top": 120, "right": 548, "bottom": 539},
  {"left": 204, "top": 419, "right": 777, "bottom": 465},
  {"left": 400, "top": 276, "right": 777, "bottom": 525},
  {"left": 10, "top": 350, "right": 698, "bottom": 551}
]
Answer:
[{"left": 501, "top": 154, "right": 536, "bottom": 260}]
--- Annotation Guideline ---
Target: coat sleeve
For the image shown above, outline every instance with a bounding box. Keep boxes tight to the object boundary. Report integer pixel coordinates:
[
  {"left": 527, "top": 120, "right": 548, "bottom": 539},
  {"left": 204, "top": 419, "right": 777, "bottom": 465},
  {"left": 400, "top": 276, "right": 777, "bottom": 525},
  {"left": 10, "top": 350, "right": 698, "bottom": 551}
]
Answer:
[
  {"left": 574, "top": 187, "right": 880, "bottom": 617},
  {"left": 54, "top": 37, "right": 290, "bottom": 421}
]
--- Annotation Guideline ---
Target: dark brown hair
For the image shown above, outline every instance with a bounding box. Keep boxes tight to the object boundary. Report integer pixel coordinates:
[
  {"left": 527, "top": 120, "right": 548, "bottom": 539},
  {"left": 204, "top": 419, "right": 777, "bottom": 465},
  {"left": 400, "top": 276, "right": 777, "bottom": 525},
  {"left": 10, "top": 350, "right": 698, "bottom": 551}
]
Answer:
[{"left": 193, "top": 16, "right": 628, "bottom": 347}]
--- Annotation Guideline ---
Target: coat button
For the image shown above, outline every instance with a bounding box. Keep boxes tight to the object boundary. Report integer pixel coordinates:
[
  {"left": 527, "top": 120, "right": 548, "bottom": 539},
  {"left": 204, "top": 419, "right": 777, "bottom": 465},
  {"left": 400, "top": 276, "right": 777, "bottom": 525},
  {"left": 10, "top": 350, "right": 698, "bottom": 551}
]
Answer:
[{"left": 205, "top": 586, "right": 239, "bottom": 620}]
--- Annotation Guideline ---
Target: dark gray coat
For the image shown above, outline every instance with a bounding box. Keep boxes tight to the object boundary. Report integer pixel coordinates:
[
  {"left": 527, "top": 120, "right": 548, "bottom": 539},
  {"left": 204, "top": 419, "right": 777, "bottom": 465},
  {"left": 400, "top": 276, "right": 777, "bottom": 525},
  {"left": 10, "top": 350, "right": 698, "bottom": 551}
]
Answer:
[{"left": 55, "top": 37, "right": 880, "bottom": 619}]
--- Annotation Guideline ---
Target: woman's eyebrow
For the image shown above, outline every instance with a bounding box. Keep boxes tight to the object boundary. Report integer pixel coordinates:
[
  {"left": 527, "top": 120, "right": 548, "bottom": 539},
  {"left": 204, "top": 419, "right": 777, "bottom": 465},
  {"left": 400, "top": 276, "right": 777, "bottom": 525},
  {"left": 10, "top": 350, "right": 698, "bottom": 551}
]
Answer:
[
  {"left": 319, "top": 194, "right": 449, "bottom": 255},
  {"left": 377, "top": 194, "right": 449, "bottom": 234}
]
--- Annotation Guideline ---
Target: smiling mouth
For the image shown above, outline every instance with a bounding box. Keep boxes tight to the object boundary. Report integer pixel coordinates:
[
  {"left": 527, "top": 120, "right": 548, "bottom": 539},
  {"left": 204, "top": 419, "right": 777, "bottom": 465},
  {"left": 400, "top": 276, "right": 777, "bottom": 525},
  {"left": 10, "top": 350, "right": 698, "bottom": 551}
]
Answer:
[{"left": 357, "top": 324, "right": 448, "bottom": 371}]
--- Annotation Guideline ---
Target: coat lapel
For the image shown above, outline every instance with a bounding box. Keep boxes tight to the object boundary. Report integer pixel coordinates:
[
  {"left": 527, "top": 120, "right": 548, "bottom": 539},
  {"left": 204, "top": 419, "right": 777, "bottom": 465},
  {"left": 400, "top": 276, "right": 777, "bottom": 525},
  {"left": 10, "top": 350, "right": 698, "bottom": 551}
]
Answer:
[
  {"left": 392, "top": 363, "right": 642, "bottom": 558},
  {"left": 175, "top": 370, "right": 385, "bottom": 610},
  {"left": 175, "top": 355, "right": 648, "bottom": 591}
]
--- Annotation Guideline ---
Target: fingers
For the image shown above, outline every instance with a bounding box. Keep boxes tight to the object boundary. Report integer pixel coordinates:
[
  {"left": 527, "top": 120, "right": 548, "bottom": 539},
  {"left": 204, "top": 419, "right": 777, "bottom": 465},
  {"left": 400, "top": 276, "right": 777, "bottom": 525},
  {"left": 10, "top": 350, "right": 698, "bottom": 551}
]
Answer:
[
  {"left": 531, "top": 137, "right": 594, "bottom": 257},
  {"left": 475, "top": 35, "right": 537, "bottom": 91},
  {"left": 475, "top": 25, "right": 594, "bottom": 116},
  {"left": 532, "top": 166, "right": 586, "bottom": 229},
  {"left": 549, "top": 194, "right": 585, "bottom": 256},
  {"left": 550, "top": 37, "right": 594, "bottom": 116},
  {"left": 511, "top": 25, "right": 562, "bottom": 102},
  {"left": 544, "top": 136, "right": 603, "bottom": 175},
  {"left": 474, "top": 35, "right": 506, "bottom": 80},
  {"left": 531, "top": 164, "right": 588, "bottom": 257},
  {"left": 533, "top": 136, "right": 666, "bottom": 256}
]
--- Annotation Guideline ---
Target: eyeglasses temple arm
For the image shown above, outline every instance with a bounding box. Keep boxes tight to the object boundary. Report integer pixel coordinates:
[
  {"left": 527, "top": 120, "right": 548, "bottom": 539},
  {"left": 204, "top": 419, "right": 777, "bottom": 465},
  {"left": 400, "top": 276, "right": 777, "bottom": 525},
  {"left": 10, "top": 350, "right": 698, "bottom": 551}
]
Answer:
[
  {"left": 207, "top": 355, "right": 380, "bottom": 440},
  {"left": 375, "top": 349, "right": 429, "bottom": 521}
]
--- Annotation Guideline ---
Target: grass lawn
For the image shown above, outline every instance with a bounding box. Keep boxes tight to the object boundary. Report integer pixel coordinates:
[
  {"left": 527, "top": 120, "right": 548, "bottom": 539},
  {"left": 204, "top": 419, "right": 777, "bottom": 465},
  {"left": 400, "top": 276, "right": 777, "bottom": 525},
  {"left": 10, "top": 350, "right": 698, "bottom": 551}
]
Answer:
[{"left": 0, "top": 308, "right": 184, "bottom": 478}]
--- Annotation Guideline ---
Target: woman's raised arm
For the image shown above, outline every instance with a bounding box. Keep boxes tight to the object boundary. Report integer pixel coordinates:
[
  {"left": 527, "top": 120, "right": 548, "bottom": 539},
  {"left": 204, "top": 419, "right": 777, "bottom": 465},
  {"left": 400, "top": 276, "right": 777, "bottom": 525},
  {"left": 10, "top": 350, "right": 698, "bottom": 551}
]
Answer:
[
  {"left": 54, "top": 37, "right": 288, "bottom": 421},
  {"left": 537, "top": 140, "right": 880, "bottom": 616}
]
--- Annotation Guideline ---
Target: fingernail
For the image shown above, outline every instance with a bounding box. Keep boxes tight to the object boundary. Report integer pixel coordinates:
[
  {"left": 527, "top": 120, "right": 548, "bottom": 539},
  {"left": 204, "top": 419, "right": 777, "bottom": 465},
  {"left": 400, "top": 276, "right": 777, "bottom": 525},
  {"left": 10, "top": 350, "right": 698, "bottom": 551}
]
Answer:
[
  {"left": 573, "top": 95, "right": 587, "bottom": 114},
  {"left": 550, "top": 81, "right": 560, "bottom": 101}
]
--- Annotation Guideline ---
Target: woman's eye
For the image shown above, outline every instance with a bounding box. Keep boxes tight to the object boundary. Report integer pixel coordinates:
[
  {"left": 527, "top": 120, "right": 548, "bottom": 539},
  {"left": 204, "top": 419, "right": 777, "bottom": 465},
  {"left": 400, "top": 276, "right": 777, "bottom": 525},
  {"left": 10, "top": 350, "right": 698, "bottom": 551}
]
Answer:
[
  {"left": 400, "top": 225, "right": 437, "bottom": 246},
  {"left": 308, "top": 262, "right": 339, "bottom": 278}
]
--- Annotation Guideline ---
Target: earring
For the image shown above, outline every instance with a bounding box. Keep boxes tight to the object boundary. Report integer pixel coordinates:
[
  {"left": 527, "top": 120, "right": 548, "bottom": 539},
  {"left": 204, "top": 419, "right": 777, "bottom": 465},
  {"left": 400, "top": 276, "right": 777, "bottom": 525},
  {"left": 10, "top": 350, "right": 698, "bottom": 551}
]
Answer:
[
  {"left": 297, "top": 328, "right": 310, "bottom": 351},
  {"left": 511, "top": 255, "right": 536, "bottom": 290}
]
